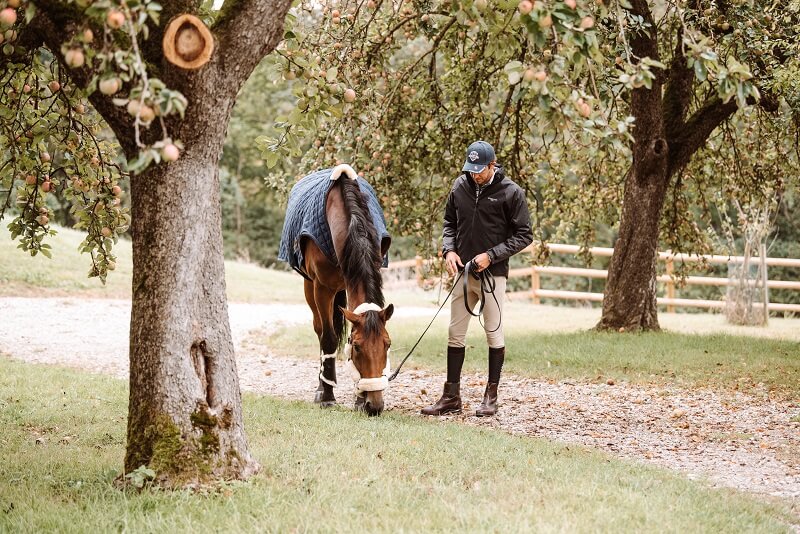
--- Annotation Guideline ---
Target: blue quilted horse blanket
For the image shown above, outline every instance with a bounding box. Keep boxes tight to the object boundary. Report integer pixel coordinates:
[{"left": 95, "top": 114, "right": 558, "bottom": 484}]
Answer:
[{"left": 278, "top": 167, "right": 390, "bottom": 279}]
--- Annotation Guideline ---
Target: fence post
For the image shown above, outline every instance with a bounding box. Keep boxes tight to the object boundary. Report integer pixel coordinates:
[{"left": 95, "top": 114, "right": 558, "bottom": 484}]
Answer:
[
  {"left": 760, "top": 243, "right": 769, "bottom": 325},
  {"left": 415, "top": 255, "right": 423, "bottom": 288},
  {"left": 531, "top": 248, "right": 540, "bottom": 304},
  {"left": 665, "top": 251, "right": 675, "bottom": 313}
]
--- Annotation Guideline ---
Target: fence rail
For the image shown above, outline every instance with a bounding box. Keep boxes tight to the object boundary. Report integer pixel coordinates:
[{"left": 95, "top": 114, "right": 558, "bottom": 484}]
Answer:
[{"left": 384, "top": 244, "right": 800, "bottom": 313}]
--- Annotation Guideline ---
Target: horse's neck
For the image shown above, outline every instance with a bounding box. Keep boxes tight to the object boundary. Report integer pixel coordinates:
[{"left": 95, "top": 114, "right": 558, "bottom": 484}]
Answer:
[
  {"left": 345, "top": 278, "right": 383, "bottom": 310},
  {"left": 330, "top": 176, "right": 384, "bottom": 310}
]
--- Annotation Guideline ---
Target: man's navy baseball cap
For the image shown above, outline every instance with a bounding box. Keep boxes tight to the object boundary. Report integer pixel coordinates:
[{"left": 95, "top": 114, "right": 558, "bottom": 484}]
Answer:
[{"left": 462, "top": 140, "right": 496, "bottom": 173}]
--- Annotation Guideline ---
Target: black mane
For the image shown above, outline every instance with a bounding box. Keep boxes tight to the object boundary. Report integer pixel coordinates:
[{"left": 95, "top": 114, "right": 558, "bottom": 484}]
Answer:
[{"left": 338, "top": 176, "right": 385, "bottom": 308}]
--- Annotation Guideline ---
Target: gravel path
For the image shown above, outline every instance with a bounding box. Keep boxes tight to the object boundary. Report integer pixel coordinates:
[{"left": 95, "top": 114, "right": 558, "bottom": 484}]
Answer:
[{"left": 1, "top": 297, "right": 798, "bottom": 505}]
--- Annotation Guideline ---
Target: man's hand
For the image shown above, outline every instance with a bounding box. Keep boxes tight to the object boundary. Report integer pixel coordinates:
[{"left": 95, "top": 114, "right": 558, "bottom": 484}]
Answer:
[
  {"left": 445, "top": 251, "right": 463, "bottom": 276},
  {"left": 473, "top": 252, "right": 491, "bottom": 272}
]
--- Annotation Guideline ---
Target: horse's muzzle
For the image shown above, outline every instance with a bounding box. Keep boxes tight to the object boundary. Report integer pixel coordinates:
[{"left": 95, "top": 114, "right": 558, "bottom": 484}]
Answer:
[{"left": 365, "top": 391, "right": 384, "bottom": 416}]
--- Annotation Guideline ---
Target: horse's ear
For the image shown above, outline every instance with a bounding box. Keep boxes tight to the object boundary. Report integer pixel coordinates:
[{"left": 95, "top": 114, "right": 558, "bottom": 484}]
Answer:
[
  {"left": 380, "top": 304, "right": 394, "bottom": 323},
  {"left": 340, "top": 306, "right": 362, "bottom": 324}
]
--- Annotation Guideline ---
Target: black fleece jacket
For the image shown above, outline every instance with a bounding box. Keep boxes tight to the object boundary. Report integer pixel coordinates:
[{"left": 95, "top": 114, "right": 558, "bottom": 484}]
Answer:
[{"left": 441, "top": 167, "right": 533, "bottom": 278}]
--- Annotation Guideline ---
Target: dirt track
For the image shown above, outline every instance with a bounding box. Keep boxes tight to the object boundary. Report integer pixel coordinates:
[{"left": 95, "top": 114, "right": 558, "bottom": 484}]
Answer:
[{"left": 1, "top": 296, "right": 798, "bottom": 506}]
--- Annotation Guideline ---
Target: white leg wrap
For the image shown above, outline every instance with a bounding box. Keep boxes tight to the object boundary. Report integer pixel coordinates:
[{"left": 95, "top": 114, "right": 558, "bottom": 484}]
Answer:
[
  {"left": 319, "top": 353, "right": 337, "bottom": 387},
  {"left": 319, "top": 372, "right": 337, "bottom": 387}
]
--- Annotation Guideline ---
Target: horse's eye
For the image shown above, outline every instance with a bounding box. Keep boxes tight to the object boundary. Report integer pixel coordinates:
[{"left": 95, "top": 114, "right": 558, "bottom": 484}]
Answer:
[{"left": 353, "top": 344, "right": 361, "bottom": 353}]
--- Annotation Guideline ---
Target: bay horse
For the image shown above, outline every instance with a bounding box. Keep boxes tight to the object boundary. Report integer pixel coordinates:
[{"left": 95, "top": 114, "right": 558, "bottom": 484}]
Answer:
[{"left": 280, "top": 164, "right": 393, "bottom": 416}]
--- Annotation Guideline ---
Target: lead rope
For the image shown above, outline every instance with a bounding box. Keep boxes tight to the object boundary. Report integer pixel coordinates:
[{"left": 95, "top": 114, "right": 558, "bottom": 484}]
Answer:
[
  {"left": 388, "top": 270, "right": 463, "bottom": 381},
  {"left": 389, "top": 260, "right": 502, "bottom": 381},
  {"left": 462, "top": 260, "right": 502, "bottom": 333}
]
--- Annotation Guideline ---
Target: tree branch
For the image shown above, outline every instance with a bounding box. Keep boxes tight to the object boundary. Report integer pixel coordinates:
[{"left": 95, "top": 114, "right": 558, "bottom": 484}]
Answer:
[
  {"left": 626, "top": 0, "right": 666, "bottom": 164},
  {"left": 662, "top": 25, "right": 694, "bottom": 141},
  {"left": 627, "top": 0, "right": 659, "bottom": 62},
  {"left": 667, "top": 95, "right": 738, "bottom": 177},
  {"left": 212, "top": 0, "right": 293, "bottom": 95},
  {"left": 19, "top": 3, "right": 137, "bottom": 154}
]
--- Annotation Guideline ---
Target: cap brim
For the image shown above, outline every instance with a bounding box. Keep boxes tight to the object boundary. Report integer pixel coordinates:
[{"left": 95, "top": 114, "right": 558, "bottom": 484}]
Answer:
[{"left": 462, "top": 162, "right": 487, "bottom": 173}]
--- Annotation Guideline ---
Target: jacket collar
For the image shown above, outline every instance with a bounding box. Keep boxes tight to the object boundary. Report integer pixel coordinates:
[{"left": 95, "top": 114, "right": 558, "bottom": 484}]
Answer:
[{"left": 464, "top": 167, "right": 505, "bottom": 191}]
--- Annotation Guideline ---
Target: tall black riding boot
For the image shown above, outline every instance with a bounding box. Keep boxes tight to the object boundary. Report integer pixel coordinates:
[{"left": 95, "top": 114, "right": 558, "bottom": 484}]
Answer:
[
  {"left": 476, "top": 346, "right": 504, "bottom": 417},
  {"left": 421, "top": 346, "right": 464, "bottom": 416}
]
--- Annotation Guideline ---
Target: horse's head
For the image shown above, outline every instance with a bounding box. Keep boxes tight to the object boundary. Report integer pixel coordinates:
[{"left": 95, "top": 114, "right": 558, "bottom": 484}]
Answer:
[{"left": 341, "top": 303, "right": 394, "bottom": 416}]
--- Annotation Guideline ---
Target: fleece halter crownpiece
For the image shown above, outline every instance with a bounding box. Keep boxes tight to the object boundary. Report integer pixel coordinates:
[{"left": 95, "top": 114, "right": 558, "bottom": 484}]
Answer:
[
  {"left": 329, "top": 163, "right": 359, "bottom": 181},
  {"left": 343, "top": 302, "right": 391, "bottom": 393}
]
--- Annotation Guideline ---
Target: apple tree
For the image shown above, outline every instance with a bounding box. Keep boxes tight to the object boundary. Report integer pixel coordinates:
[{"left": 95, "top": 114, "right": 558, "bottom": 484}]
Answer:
[
  {"left": 1, "top": 0, "right": 291, "bottom": 486},
  {"left": 261, "top": 0, "right": 797, "bottom": 331}
]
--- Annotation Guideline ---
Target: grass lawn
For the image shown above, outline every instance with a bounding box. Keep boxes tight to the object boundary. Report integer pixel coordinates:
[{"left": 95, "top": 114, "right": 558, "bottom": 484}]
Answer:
[
  {"left": 265, "top": 305, "right": 800, "bottom": 397},
  {"left": 0, "top": 225, "right": 303, "bottom": 303},
  {"left": 0, "top": 357, "right": 795, "bottom": 533}
]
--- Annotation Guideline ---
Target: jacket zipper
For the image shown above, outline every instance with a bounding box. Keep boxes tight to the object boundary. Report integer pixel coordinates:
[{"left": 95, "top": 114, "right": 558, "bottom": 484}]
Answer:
[{"left": 470, "top": 182, "right": 482, "bottom": 230}]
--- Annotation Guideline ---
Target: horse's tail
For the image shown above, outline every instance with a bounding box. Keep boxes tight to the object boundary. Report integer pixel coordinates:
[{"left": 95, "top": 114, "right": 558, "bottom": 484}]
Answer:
[{"left": 333, "top": 289, "right": 347, "bottom": 352}]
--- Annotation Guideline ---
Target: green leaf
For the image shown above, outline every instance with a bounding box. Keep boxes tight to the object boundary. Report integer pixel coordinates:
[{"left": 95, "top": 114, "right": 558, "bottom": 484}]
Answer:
[
  {"left": 693, "top": 61, "right": 707, "bottom": 82},
  {"left": 25, "top": 2, "right": 37, "bottom": 23},
  {"left": 326, "top": 67, "right": 338, "bottom": 82},
  {"left": 264, "top": 151, "right": 280, "bottom": 169}
]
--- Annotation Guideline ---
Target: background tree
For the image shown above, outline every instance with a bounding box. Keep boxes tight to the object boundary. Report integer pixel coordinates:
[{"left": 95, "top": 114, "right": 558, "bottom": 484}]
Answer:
[
  {"left": 262, "top": 0, "right": 798, "bottom": 330},
  {"left": 1, "top": 0, "right": 291, "bottom": 486},
  {"left": 220, "top": 58, "right": 300, "bottom": 266}
]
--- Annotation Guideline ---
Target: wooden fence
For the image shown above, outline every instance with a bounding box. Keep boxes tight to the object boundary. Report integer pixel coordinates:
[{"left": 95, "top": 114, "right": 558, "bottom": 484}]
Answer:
[{"left": 384, "top": 244, "right": 800, "bottom": 313}]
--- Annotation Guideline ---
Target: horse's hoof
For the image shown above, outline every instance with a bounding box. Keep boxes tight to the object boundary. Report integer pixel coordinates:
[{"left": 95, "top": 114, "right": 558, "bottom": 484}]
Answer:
[{"left": 314, "top": 390, "right": 337, "bottom": 406}]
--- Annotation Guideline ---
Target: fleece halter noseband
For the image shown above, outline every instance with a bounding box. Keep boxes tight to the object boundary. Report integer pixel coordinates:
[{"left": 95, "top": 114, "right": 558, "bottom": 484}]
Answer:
[{"left": 344, "top": 302, "right": 391, "bottom": 394}]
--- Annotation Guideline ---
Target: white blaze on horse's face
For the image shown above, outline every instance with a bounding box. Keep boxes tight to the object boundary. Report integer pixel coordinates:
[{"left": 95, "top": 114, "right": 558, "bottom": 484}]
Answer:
[{"left": 341, "top": 303, "right": 394, "bottom": 397}]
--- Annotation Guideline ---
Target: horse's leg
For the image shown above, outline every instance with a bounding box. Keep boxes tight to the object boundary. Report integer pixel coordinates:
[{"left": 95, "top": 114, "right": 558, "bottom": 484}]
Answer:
[
  {"left": 313, "top": 281, "right": 340, "bottom": 407},
  {"left": 304, "top": 278, "right": 335, "bottom": 407},
  {"left": 304, "top": 278, "right": 325, "bottom": 399}
]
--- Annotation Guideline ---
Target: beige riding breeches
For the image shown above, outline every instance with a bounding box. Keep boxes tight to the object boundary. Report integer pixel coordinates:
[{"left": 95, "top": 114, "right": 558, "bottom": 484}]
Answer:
[{"left": 448, "top": 274, "right": 507, "bottom": 349}]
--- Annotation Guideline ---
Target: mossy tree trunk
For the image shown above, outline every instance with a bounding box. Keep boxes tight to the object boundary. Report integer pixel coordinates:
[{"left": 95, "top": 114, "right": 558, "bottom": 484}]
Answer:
[
  {"left": 25, "top": 0, "right": 293, "bottom": 486},
  {"left": 126, "top": 146, "right": 256, "bottom": 484},
  {"left": 121, "top": 1, "right": 292, "bottom": 486}
]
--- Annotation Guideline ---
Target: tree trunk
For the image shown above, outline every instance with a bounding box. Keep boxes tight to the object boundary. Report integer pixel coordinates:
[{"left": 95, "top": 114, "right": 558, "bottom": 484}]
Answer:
[
  {"left": 597, "top": 144, "right": 669, "bottom": 331},
  {"left": 597, "top": 0, "right": 669, "bottom": 332},
  {"left": 125, "top": 135, "right": 258, "bottom": 485},
  {"left": 19, "top": 0, "right": 293, "bottom": 489}
]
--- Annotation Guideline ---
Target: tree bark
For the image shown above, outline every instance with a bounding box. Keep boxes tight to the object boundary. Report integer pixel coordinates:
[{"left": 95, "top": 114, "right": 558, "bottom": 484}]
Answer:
[
  {"left": 597, "top": 0, "right": 667, "bottom": 332},
  {"left": 11, "top": 6, "right": 258, "bottom": 484},
  {"left": 596, "top": 142, "right": 669, "bottom": 331},
  {"left": 125, "top": 130, "right": 258, "bottom": 485},
  {"left": 120, "top": 0, "right": 292, "bottom": 484},
  {"left": 597, "top": 2, "right": 744, "bottom": 332}
]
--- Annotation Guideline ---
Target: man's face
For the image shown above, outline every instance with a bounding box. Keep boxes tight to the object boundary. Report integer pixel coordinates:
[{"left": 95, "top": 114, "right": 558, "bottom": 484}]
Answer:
[{"left": 471, "top": 162, "right": 494, "bottom": 185}]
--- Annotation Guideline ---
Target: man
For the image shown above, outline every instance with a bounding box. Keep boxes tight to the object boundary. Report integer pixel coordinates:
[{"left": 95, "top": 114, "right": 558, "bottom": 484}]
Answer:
[{"left": 422, "top": 140, "right": 533, "bottom": 417}]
